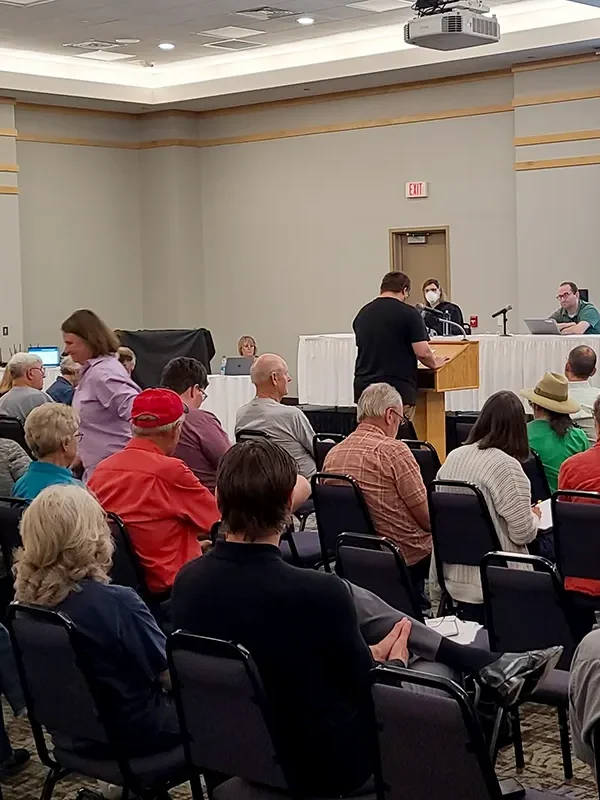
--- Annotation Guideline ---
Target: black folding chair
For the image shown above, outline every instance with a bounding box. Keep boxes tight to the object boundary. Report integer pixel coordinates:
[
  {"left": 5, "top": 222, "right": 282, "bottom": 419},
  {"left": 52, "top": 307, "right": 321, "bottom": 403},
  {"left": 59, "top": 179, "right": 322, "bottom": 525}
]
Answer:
[
  {"left": 428, "top": 480, "right": 501, "bottom": 618},
  {"left": 313, "top": 433, "right": 345, "bottom": 471},
  {"left": 167, "top": 632, "right": 376, "bottom": 800},
  {"left": 0, "top": 416, "right": 32, "bottom": 458},
  {"left": 0, "top": 497, "right": 27, "bottom": 619},
  {"left": 311, "top": 473, "right": 377, "bottom": 572},
  {"left": 7, "top": 603, "right": 194, "bottom": 800},
  {"left": 523, "top": 450, "right": 551, "bottom": 504},
  {"left": 335, "top": 533, "right": 423, "bottom": 622},
  {"left": 481, "top": 552, "right": 576, "bottom": 777},
  {"left": 372, "top": 665, "right": 565, "bottom": 800},
  {"left": 108, "top": 513, "right": 150, "bottom": 598},
  {"left": 455, "top": 413, "right": 479, "bottom": 447},
  {"left": 403, "top": 440, "right": 442, "bottom": 487},
  {"left": 396, "top": 416, "right": 418, "bottom": 441},
  {"left": 552, "top": 490, "right": 600, "bottom": 607},
  {"left": 235, "top": 429, "right": 269, "bottom": 443}
]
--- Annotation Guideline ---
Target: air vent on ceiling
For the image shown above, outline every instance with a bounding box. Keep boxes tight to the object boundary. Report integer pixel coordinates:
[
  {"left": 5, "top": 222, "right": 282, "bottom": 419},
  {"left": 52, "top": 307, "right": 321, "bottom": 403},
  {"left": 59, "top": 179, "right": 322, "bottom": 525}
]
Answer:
[
  {"left": 236, "top": 6, "right": 296, "bottom": 20},
  {"left": 76, "top": 50, "right": 136, "bottom": 61},
  {"left": 0, "top": 0, "right": 55, "bottom": 5},
  {"left": 203, "top": 38, "right": 266, "bottom": 50},
  {"left": 63, "top": 40, "right": 123, "bottom": 51}
]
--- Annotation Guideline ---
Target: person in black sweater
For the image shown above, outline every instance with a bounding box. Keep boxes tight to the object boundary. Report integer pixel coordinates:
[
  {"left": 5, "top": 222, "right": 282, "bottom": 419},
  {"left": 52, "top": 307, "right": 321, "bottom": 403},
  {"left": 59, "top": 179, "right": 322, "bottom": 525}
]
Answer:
[
  {"left": 171, "top": 440, "right": 561, "bottom": 798},
  {"left": 421, "top": 277, "right": 465, "bottom": 336}
]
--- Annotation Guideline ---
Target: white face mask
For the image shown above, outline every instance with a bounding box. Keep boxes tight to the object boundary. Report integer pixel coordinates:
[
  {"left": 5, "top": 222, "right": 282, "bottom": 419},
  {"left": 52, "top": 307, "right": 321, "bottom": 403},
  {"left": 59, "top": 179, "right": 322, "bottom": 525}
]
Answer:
[{"left": 425, "top": 290, "right": 440, "bottom": 305}]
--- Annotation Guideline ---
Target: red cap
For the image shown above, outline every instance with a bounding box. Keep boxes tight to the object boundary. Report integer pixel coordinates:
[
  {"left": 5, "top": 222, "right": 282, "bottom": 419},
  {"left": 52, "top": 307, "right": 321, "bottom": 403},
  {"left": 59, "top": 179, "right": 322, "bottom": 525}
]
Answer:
[{"left": 131, "top": 388, "right": 187, "bottom": 429}]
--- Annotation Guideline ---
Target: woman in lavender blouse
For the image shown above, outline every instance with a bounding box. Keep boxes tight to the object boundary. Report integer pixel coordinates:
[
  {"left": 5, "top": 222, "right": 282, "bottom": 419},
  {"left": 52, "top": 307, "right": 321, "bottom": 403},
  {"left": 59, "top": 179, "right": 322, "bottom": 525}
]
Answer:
[{"left": 61, "top": 310, "right": 140, "bottom": 482}]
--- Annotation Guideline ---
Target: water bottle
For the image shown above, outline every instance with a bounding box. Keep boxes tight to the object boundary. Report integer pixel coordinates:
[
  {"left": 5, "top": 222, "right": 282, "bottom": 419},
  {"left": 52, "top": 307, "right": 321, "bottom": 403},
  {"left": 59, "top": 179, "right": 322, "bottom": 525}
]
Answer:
[{"left": 220, "top": 356, "right": 227, "bottom": 375}]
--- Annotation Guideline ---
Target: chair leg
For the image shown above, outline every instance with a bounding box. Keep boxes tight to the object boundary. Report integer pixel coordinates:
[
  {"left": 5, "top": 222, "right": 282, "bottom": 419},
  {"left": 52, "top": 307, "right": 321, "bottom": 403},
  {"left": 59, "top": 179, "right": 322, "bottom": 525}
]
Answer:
[
  {"left": 510, "top": 708, "right": 525, "bottom": 771},
  {"left": 489, "top": 707, "right": 505, "bottom": 765},
  {"left": 189, "top": 774, "right": 204, "bottom": 800},
  {"left": 557, "top": 705, "right": 573, "bottom": 780},
  {"left": 40, "top": 768, "right": 68, "bottom": 800}
]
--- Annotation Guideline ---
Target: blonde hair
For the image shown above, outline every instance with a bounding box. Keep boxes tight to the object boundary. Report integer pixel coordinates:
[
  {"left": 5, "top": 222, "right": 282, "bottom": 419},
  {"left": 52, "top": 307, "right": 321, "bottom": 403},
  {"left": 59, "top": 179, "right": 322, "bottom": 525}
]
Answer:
[
  {"left": 237, "top": 336, "right": 257, "bottom": 357},
  {"left": 118, "top": 346, "right": 136, "bottom": 369},
  {"left": 25, "top": 404, "right": 80, "bottom": 459},
  {"left": 13, "top": 485, "right": 114, "bottom": 608}
]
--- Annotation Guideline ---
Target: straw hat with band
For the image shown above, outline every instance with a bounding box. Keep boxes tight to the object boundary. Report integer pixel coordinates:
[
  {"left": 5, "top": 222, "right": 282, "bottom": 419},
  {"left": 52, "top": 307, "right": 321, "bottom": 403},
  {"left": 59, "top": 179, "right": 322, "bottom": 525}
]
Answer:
[{"left": 520, "top": 372, "right": 581, "bottom": 415}]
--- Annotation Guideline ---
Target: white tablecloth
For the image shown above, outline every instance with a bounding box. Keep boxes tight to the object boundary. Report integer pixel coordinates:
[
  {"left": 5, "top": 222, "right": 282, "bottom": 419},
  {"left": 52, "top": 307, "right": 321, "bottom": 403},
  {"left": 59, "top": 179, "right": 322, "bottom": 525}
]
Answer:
[
  {"left": 202, "top": 374, "right": 254, "bottom": 441},
  {"left": 297, "top": 334, "right": 600, "bottom": 411},
  {"left": 0, "top": 367, "right": 61, "bottom": 393}
]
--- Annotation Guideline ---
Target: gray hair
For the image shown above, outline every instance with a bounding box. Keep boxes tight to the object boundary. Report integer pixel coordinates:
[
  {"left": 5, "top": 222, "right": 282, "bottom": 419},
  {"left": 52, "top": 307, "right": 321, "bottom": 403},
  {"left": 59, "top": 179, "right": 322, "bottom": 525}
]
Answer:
[
  {"left": 132, "top": 414, "right": 185, "bottom": 438},
  {"left": 357, "top": 383, "right": 403, "bottom": 423},
  {"left": 250, "top": 354, "right": 286, "bottom": 386},
  {"left": 118, "top": 346, "right": 136, "bottom": 369},
  {"left": 25, "top": 404, "right": 80, "bottom": 459},
  {"left": 6, "top": 352, "right": 42, "bottom": 379},
  {"left": 60, "top": 355, "right": 80, "bottom": 378}
]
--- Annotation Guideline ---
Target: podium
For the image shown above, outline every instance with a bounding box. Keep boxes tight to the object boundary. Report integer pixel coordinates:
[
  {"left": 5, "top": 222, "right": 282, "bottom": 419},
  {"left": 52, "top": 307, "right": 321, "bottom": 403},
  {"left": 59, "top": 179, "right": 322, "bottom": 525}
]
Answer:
[{"left": 414, "top": 339, "right": 480, "bottom": 460}]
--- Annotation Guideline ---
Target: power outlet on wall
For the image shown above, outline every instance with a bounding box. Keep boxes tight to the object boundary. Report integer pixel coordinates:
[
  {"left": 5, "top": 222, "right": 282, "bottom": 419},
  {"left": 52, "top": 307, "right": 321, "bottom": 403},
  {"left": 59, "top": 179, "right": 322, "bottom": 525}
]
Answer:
[{"left": 1, "top": 327, "right": 8, "bottom": 336}]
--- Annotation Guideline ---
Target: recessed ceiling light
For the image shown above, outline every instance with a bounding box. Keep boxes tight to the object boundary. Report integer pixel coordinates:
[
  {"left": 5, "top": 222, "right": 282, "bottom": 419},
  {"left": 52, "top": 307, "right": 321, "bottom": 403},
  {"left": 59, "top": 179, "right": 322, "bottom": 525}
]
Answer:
[
  {"left": 115, "top": 38, "right": 141, "bottom": 44},
  {"left": 158, "top": 42, "right": 175, "bottom": 50},
  {"left": 297, "top": 15, "right": 315, "bottom": 24}
]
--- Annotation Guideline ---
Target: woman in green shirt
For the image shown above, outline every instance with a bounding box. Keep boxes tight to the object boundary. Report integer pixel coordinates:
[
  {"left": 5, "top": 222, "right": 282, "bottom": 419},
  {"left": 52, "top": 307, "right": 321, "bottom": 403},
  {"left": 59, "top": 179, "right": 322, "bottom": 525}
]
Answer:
[{"left": 521, "top": 372, "right": 589, "bottom": 493}]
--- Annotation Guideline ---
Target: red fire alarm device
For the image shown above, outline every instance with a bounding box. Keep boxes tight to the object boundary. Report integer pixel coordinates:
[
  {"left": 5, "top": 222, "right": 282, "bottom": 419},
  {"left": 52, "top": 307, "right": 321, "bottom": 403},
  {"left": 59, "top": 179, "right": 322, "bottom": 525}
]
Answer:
[{"left": 470, "top": 315, "right": 478, "bottom": 329}]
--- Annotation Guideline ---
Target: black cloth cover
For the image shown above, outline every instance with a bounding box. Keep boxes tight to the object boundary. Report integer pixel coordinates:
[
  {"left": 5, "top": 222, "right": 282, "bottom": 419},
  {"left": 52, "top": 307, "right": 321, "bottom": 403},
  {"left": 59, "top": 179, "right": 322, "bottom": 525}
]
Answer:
[{"left": 118, "top": 329, "right": 215, "bottom": 389}]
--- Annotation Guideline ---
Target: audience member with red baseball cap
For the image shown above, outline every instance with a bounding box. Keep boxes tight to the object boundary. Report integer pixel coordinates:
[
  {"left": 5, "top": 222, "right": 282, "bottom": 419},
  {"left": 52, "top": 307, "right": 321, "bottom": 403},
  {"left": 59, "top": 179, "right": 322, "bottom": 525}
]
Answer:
[{"left": 88, "top": 388, "right": 220, "bottom": 595}]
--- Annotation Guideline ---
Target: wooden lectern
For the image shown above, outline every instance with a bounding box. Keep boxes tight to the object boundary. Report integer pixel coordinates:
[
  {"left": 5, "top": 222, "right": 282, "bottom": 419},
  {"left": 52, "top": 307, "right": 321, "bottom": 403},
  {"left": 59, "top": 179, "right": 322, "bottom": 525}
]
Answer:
[{"left": 414, "top": 339, "right": 480, "bottom": 461}]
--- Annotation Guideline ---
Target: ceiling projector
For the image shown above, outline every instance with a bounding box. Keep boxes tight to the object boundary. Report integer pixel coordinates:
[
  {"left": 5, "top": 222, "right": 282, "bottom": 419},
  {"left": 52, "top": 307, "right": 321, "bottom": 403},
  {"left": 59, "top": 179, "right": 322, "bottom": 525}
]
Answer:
[{"left": 404, "top": 0, "right": 500, "bottom": 50}]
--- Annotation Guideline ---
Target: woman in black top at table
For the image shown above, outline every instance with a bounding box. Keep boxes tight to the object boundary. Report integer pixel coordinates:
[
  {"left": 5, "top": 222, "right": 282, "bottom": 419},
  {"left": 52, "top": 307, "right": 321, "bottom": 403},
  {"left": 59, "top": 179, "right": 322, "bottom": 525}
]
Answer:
[{"left": 422, "top": 278, "right": 465, "bottom": 336}]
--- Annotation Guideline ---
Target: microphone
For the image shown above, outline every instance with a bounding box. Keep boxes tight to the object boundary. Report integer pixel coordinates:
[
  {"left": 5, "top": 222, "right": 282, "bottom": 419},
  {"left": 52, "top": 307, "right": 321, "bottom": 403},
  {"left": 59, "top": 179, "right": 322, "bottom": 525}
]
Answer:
[
  {"left": 491, "top": 305, "right": 513, "bottom": 319},
  {"left": 415, "top": 303, "right": 448, "bottom": 318}
]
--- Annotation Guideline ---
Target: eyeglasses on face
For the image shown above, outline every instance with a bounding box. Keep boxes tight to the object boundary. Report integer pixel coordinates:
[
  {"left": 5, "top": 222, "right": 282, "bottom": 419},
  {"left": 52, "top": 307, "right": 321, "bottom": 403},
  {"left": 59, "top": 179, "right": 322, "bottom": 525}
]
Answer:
[{"left": 557, "top": 291, "right": 573, "bottom": 301}]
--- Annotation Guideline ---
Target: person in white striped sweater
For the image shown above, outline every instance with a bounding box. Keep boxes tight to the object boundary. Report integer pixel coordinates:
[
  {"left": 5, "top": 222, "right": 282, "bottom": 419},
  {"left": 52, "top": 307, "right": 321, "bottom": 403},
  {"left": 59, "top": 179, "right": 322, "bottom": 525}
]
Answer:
[{"left": 436, "top": 391, "right": 540, "bottom": 619}]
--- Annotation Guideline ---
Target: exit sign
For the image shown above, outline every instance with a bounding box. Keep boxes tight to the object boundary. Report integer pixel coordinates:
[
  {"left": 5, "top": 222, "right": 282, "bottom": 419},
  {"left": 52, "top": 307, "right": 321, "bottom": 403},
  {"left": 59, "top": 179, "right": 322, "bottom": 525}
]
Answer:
[{"left": 406, "top": 181, "right": 429, "bottom": 198}]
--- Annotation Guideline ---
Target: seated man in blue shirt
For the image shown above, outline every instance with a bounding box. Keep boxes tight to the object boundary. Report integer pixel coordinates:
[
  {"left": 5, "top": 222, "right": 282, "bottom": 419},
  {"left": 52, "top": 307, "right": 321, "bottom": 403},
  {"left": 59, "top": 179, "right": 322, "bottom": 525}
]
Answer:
[
  {"left": 13, "top": 404, "right": 81, "bottom": 500},
  {"left": 550, "top": 282, "right": 600, "bottom": 335},
  {"left": 46, "top": 356, "right": 80, "bottom": 406}
]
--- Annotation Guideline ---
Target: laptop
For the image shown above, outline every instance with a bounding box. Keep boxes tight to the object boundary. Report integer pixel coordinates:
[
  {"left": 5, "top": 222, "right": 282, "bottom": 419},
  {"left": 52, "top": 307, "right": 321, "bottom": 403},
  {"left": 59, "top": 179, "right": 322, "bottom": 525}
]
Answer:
[
  {"left": 27, "top": 346, "right": 61, "bottom": 367},
  {"left": 225, "top": 357, "right": 254, "bottom": 376},
  {"left": 524, "top": 319, "right": 561, "bottom": 335}
]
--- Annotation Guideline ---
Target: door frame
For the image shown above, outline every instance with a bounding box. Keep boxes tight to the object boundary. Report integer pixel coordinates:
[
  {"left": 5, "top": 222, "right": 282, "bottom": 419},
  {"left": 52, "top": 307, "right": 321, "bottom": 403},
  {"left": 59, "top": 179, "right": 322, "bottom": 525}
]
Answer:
[{"left": 388, "top": 225, "right": 451, "bottom": 296}]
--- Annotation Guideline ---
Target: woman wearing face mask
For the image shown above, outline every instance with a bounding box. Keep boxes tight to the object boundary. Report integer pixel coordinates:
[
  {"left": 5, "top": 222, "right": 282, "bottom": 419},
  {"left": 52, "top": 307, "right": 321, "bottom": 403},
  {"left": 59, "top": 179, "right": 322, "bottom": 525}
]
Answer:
[{"left": 422, "top": 278, "right": 465, "bottom": 336}]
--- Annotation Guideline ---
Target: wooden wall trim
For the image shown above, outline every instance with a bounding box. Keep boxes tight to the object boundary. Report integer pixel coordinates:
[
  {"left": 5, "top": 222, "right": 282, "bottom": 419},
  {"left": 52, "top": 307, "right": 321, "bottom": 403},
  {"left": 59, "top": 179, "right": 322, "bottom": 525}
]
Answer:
[
  {"left": 16, "top": 102, "right": 137, "bottom": 120},
  {"left": 0, "top": 128, "right": 17, "bottom": 137},
  {"left": 513, "top": 88, "right": 600, "bottom": 109},
  {"left": 15, "top": 103, "right": 511, "bottom": 151},
  {"left": 0, "top": 186, "right": 18, "bottom": 194},
  {"left": 514, "top": 129, "right": 600, "bottom": 146},
  {"left": 512, "top": 53, "right": 599, "bottom": 73},
  {"left": 514, "top": 154, "right": 600, "bottom": 171},
  {"left": 0, "top": 164, "right": 18, "bottom": 172}
]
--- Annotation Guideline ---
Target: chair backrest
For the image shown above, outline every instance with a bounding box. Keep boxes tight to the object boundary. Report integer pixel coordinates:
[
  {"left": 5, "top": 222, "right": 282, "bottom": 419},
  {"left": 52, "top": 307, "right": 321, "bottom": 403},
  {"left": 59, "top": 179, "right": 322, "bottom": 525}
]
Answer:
[
  {"left": 7, "top": 603, "right": 110, "bottom": 766},
  {"left": 335, "top": 534, "right": 423, "bottom": 622},
  {"left": 311, "top": 473, "right": 377, "bottom": 569},
  {"left": 0, "top": 497, "right": 26, "bottom": 573},
  {"left": 313, "top": 433, "right": 345, "bottom": 471},
  {"left": 372, "top": 666, "right": 501, "bottom": 800},
  {"left": 403, "top": 440, "right": 441, "bottom": 487},
  {"left": 168, "top": 632, "right": 288, "bottom": 789},
  {"left": 481, "top": 552, "right": 575, "bottom": 671},
  {"left": 428, "top": 480, "right": 500, "bottom": 600},
  {"left": 552, "top": 491, "right": 600, "bottom": 583},
  {"left": 454, "top": 413, "right": 479, "bottom": 448},
  {"left": 522, "top": 450, "right": 551, "bottom": 503},
  {"left": 107, "top": 513, "right": 150, "bottom": 599},
  {"left": 235, "top": 429, "right": 269, "bottom": 443},
  {"left": 0, "top": 416, "right": 33, "bottom": 458}
]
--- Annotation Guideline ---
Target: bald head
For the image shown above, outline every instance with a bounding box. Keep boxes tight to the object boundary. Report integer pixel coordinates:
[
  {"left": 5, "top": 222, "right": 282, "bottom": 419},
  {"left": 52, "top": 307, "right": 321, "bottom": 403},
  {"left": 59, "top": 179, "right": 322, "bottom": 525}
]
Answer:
[
  {"left": 566, "top": 345, "right": 597, "bottom": 381},
  {"left": 251, "top": 353, "right": 290, "bottom": 401}
]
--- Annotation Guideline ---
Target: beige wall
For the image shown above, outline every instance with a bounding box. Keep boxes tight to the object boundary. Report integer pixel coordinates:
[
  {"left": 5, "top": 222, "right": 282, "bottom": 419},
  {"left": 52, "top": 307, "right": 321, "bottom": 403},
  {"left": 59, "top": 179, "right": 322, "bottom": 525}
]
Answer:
[{"left": 9, "top": 57, "right": 600, "bottom": 383}]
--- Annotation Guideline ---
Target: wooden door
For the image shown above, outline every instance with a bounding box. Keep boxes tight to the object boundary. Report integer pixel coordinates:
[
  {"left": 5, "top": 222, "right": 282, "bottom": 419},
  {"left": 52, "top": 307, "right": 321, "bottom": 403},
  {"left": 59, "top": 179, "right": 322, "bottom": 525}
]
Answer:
[{"left": 390, "top": 229, "right": 450, "bottom": 298}]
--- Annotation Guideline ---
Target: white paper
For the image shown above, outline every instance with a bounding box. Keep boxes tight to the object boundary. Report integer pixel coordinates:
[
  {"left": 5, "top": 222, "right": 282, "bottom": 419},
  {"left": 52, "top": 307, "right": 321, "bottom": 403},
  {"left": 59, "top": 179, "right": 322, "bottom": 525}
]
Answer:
[{"left": 537, "top": 498, "right": 553, "bottom": 531}]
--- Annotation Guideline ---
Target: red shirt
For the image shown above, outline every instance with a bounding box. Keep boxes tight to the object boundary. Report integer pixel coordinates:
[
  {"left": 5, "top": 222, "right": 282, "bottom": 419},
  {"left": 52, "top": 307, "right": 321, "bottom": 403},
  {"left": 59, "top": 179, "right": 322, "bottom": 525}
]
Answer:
[
  {"left": 88, "top": 438, "right": 220, "bottom": 593},
  {"left": 558, "top": 441, "right": 600, "bottom": 596}
]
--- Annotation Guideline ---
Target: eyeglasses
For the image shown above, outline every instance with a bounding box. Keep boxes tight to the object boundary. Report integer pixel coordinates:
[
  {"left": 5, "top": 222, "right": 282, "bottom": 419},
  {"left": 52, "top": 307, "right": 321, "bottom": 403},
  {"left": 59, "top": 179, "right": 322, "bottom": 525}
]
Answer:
[
  {"left": 200, "top": 388, "right": 208, "bottom": 401},
  {"left": 557, "top": 291, "right": 573, "bottom": 300},
  {"left": 31, "top": 366, "right": 46, "bottom": 376},
  {"left": 73, "top": 432, "right": 83, "bottom": 442}
]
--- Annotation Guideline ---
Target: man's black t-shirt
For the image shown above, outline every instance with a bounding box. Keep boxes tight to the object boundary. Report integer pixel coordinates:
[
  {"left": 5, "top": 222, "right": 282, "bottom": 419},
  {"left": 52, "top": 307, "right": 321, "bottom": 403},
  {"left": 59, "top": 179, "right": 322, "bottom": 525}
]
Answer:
[
  {"left": 171, "top": 542, "right": 375, "bottom": 797},
  {"left": 353, "top": 297, "right": 428, "bottom": 405}
]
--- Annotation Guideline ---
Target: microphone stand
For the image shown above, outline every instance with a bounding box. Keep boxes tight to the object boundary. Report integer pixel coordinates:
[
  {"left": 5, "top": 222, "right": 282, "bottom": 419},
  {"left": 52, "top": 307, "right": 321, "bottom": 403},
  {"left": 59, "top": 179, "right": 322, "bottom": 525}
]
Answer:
[
  {"left": 498, "top": 309, "right": 511, "bottom": 337},
  {"left": 421, "top": 309, "right": 468, "bottom": 341}
]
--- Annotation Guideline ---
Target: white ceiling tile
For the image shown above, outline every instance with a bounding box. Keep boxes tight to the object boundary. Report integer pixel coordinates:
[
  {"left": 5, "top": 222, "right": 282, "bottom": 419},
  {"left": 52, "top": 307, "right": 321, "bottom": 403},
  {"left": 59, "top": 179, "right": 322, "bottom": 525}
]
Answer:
[{"left": 200, "top": 25, "right": 266, "bottom": 37}]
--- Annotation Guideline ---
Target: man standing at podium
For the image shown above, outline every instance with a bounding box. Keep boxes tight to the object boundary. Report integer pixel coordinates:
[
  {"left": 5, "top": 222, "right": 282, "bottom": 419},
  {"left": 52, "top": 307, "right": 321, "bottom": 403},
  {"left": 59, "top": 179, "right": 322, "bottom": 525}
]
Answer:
[{"left": 353, "top": 272, "right": 446, "bottom": 419}]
